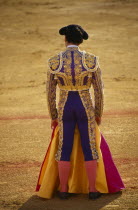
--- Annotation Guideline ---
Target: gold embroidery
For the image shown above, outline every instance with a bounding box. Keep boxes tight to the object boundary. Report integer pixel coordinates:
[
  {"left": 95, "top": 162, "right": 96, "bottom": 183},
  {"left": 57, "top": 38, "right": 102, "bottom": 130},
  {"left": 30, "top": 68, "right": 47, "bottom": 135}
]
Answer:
[
  {"left": 55, "top": 90, "right": 69, "bottom": 161},
  {"left": 47, "top": 48, "right": 103, "bottom": 117},
  {"left": 48, "top": 48, "right": 99, "bottom": 91},
  {"left": 48, "top": 52, "right": 63, "bottom": 74},
  {"left": 58, "top": 85, "right": 89, "bottom": 91},
  {"left": 48, "top": 55, "right": 60, "bottom": 70},
  {"left": 79, "top": 90, "right": 99, "bottom": 160},
  {"left": 46, "top": 70, "right": 58, "bottom": 120},
  {"left": 82, "top": 52, "right": 98, "bottom": 72},
  {"left": 74, "top": 50, "right": 82, "bottom": 76},
  {"left": 92, "top": 67, "right": 104, "bottom": 118}
]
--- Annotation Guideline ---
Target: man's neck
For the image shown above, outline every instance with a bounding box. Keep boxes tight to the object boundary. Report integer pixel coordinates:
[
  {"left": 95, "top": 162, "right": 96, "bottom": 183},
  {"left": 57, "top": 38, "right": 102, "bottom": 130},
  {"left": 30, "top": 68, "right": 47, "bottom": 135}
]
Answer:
[{"left": 65, "top": 42, "right": 79, "bottom": 47}]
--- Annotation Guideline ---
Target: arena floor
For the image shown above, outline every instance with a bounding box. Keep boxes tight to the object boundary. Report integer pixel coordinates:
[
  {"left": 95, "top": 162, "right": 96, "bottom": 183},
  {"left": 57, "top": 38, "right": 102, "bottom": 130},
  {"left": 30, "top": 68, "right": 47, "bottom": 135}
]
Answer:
[{"left": 0, "top": 0, "right": 138, "bottom": 209}]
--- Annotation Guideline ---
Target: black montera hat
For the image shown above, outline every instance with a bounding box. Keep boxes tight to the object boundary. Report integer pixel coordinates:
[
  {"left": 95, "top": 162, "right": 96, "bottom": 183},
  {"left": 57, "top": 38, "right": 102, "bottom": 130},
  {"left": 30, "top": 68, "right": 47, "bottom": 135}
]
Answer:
[{"left": 59, "top": 24, "right": 88, "bottom": 40}]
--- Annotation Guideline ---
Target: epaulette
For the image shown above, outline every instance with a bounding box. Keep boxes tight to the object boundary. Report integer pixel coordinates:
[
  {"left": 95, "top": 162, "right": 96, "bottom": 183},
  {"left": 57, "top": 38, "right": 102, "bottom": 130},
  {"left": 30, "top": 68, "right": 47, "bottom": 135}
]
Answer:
[
  {"left": 48, "top": 54, "right": 60, "bottom": 73},
  {"left": 83, "top": 52, "right": 98, "bottom": 72}
]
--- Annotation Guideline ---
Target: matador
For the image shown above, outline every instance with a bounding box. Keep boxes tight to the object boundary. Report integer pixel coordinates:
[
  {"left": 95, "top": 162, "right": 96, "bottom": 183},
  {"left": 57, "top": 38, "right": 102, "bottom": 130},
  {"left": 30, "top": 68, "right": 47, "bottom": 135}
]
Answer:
[{"left": 46, "top": 24, "right": 103, "bottom": 199}]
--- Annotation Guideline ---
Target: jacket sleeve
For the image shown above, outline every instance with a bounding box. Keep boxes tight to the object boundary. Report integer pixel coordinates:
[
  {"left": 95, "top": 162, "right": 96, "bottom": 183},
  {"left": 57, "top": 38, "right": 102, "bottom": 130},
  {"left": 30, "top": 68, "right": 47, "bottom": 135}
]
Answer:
[
  {"left": 91, "top": 60, "right": 104, "bottom": 118},
  {"left": 46, "top": 69, "right": 58, "bottom": 120}
]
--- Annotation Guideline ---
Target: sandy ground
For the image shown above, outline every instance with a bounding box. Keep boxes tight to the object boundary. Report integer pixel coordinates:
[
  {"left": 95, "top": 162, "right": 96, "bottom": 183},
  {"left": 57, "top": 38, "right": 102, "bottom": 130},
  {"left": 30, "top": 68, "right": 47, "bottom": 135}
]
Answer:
[{"left": 0, "top": 0, "right": 138, "bottom": 209}]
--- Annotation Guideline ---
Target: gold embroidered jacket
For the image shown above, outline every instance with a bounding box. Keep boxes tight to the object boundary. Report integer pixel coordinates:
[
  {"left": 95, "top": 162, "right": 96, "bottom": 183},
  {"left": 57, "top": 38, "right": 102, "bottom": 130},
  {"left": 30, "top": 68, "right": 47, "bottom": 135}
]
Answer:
[{"left": 46, "top": 47, "right": 104, "bottom": 120}]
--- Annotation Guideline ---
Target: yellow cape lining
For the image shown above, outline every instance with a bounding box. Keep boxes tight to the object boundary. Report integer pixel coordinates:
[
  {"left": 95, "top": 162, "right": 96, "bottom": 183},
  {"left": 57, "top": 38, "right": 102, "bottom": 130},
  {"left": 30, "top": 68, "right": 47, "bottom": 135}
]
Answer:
[{"left": 37, "top": 123, "right": 108, "bottom": 199}]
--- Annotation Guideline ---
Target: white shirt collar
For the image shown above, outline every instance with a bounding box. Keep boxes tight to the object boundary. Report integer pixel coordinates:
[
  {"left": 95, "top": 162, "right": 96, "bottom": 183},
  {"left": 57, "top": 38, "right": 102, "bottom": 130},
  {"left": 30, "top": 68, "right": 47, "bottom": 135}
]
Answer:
[{"left": 67, "top": 45, "right": 78, "bottom": 48}]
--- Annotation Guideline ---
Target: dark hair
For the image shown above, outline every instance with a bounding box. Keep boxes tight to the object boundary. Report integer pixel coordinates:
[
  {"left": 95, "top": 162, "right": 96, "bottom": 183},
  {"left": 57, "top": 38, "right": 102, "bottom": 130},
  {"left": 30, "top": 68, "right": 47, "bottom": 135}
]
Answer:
[{"left": 59, "top": 24, "right": 88, "bottom": 45}]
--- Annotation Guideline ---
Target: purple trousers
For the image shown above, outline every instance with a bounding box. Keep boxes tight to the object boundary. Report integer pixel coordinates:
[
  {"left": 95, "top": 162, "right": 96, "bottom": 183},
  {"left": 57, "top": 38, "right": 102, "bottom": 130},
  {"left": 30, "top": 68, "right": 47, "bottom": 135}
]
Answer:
[{"left": 60, "top": 91, "right": 94, "bottom": 161}]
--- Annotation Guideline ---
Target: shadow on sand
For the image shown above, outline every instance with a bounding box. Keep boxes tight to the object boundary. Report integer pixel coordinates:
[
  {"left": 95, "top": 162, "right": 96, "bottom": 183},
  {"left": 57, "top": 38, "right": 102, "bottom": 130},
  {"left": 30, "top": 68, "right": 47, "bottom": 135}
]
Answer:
[{"left": 19, "top": 191, "right": 122, "bottom": 210}]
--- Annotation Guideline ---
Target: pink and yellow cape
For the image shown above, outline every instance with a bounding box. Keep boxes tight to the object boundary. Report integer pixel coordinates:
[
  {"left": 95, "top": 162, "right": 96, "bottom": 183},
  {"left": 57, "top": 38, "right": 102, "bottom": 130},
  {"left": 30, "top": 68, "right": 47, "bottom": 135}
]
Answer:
[{"left": 36, "top": 123, "right": 125, "bottom": 199}]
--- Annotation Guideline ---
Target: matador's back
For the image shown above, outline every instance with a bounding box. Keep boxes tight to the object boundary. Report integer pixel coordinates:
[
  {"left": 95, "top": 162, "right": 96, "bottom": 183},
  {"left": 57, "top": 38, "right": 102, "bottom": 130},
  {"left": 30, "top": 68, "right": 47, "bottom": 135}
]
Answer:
[
  {"left": 46, "top": 46, "right": 104, "bottom": 121},
  {"left": 48, "top": 46, "right": 99, "bottom": 91}
]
